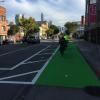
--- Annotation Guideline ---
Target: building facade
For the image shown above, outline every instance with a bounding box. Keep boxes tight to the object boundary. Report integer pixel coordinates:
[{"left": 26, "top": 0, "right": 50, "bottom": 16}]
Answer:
[
  {"left": 76, "top": 20, "right": 84, "bottom": 38},
  {"left": 37, "top": 13, "right": 49, "bottom": 39},
  {"left": 85, "top": 0, "right": 100, "bottom": 43},
  {"left": 39, "top": 22, "right": 49, "bottom": 39},
  {"left": 0, "top": 6, "right": 9, "bottom": 44}
]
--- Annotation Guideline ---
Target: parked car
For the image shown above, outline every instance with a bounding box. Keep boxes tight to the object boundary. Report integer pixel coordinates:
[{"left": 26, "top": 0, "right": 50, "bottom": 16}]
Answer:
[
  {"left": 2, "top": 38, "right": 14, "bottom": 45},
  {"left": 22, "top": 33, "right": 40, "bottom": 44},
  {"left": 2, "top": 39, "right": 9, "bottom": 45}
]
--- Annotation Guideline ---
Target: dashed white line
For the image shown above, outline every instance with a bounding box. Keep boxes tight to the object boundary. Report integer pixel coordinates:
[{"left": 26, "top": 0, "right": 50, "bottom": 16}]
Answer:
[
  {"left": 0, "top": 45, "right": 36, "bottom": 70},
  {"left": 0, "top": 45, "right": 34, "bottom": 57},
  {"left": 0, "top": 70, "right": 39, "bottom": 81},
  {"left": 23, "top": 60, "right": 47, "bottom": 65},
  {"left": 32, "top": 45, "right": 59, "bottom": 84},
  {"left": 0, "top": 68, "right": 11, "bottom": 70},
  {"left": 11, "top": 45, "right": 51, "bottom": 70},
  {"left": 0, "top": 44, "right": 58, "bottom": 84},
  {"left": 0, "top": 81, "right": 33, "bottom": 85}
]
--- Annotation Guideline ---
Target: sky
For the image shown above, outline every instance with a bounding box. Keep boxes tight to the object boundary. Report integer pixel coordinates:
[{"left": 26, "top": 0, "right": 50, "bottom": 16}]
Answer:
[{"left": 1, "top": 0, "right": 85, "bottom": 26}]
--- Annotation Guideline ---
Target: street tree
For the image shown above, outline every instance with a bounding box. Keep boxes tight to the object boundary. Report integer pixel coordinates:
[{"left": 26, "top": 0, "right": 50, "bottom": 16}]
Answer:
[
  {"left": 8, "top": 25, "right": 19, "bottom": 36},
  {"left": 64, "top": 22, "right": 78, "bottom": 34},
  {"left": 50, "top": 25, "right": 59, "bottom": 35},
  {"left": 20, "top": 17, "right": 39, "bottom": 36},
  {"left": 46, "top": 24, "right": 59, "bottom": 38}
]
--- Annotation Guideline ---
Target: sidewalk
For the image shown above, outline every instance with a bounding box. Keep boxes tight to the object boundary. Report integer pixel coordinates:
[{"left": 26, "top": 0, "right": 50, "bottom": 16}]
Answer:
[
  {"left": 36, "top": 42, "right": 100, "bottom": 88},
  {"left": 75, "top": 39, "right": 100, "bottom": 79}
]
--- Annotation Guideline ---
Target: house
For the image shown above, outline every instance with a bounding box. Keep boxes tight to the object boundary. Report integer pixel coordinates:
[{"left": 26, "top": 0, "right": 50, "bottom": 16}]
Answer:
[{"left": 0, "top": 6, "right": 9, "bottom": 44}]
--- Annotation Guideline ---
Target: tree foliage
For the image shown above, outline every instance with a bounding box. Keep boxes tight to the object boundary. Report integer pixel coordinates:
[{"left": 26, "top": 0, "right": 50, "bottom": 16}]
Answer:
[
  {"left": 46, "top": 24, "right": 59, "bottom": 37},
  {"left": 50, "top": 25, "right": 59, "bottom": 35},
  {"left": 8, "top": 25, "right": 19, "bottom": 36},
  {"left": 64, "top": 22, "right": 78, "bottom": 33},
  {"left": 20, "top": 17, "right": 39, "bottom": 36}
]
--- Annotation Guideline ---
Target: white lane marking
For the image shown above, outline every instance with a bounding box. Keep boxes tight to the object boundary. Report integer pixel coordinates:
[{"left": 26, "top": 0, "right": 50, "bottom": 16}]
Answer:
[
  {"left": 32, "top": 45, "right": 59, "bottom": 84},
  {"left": 0, "top": 68, "right": 11, "bottom": 70},
  {"left": 23, "top": 60, "right": 47, "bottom": 65},
  {"left": 0, "top": 45, "right": 58, "bottom": 84},
  {"left": 0, "top": 45, "right": 39, "bottom": 70},
  {"left": 0, "top": 81, "right": 33, "bottom": 85},
  {"left": 0, "top": 45, "right": 34, "bottom": 57},
  {"left": 0, "top": 70, "right": 39, "bottom": 81},
  {"left": 11, "top": 46, "right": 51, "bottom": 70}
]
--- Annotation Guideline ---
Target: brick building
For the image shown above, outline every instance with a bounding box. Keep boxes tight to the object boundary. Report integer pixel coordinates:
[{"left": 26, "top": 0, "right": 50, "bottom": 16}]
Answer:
[
  {"left": 85, "top": 0, "right": 100, "bottom": 44},
  {"left": 0, "top": 6, "right": 9, "bottom": 44}
]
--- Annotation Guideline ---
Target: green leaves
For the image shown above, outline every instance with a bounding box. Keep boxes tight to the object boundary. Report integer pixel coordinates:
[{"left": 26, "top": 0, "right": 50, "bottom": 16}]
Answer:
[
  {"left": 8, "top": 25, "right": 19, "bottom": 36},
  {"left": 8, "top": 17, "right": 39, "bottom": 37},
  {"left": 50, "top": 25, "right": 59, "bottom": 35},
  {"left": 47, "top": 24, "right": 59, "bottom": 37},
  {"left": 20, "top": 17, "right": 39, "bottom": 36},
  {"left": 64, "top": 22, "right": 78, "bottom": 33}
]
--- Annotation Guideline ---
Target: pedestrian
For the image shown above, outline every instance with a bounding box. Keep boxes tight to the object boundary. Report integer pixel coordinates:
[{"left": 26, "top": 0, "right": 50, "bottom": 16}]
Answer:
[{"left": 59, "top": 35, "right": 66, "bottom": 56}]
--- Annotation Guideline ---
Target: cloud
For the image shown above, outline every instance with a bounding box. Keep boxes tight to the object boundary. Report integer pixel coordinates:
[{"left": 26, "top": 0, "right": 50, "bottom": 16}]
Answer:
[
  {"left": 4, "top": 0, "right": 85, "bottom": 26},
  {"left": 5, "top": 0, "right": 41, "bottom": 21}
]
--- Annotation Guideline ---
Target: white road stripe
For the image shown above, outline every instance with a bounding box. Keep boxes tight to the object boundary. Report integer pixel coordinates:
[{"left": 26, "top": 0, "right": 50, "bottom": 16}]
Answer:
[
  {"left": 23, "top": 60, "right": 47, "bottom": 64},
  {"left": 11, "top": 45, "right": 51, "bottom": 70},
  {"left": 0, "top": 68, "right": 11, "bottom": 70},
  {"left": 0, "top": 81, "right": 33, "bottom": 85},
  {"left": 32, "top": 46, "right": 59, "bottom": 84},
  {"left": 0, "top": 45, "right": 34, "bottom": 57},
  {"left": 0, "top": 44, "right": 58, "bottom": 84},
  {"left": 0, "top": 45, "right": 38, "bottom": 70},
  {"left": 0, "top": 70, "right": 39, "bottom": 81}
]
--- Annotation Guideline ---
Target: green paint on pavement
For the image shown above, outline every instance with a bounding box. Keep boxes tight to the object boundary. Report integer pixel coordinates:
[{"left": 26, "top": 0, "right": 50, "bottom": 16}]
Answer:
[{"left": 36, "top": 43, "right": 100, "bottom": 88}]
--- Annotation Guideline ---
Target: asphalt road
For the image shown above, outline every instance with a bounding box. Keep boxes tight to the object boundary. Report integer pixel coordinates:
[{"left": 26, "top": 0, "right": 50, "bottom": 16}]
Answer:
[
  {"left": 0, "top": 42, "right": 100, "bottom": 100},
  {"left": 0, "top": 42, "right": 59, "bottom": 100},
  {"left": 0, "top": 42, "right": 59, "bottom": 80}
]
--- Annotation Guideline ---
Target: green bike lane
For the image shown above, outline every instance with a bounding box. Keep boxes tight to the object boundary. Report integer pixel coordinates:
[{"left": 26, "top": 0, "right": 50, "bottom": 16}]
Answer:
[{"left": 36, "top": 42, "right": 100, "bottom": 88}]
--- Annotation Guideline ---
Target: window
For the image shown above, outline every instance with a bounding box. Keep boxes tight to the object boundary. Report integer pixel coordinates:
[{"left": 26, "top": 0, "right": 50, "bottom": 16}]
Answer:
[
  {"left": 2, "top": 26, "right": 6, "bottom": 32},
  {"left": 0, "top": 16, "right": 6, "bottom": 21}
]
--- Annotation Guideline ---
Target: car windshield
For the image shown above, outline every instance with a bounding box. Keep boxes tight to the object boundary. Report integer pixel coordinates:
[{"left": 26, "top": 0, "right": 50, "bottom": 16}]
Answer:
[{"left": 0, "top": 0, "right": 100, "bottom": 100}]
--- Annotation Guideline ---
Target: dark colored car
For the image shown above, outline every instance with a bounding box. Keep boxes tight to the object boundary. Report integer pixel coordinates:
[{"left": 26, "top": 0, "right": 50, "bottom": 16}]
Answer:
[
  {"left": 3, "top": 39, "right": 14, "bottom": 45},
  {"left": 2, "top": 39, "right": 9, "bottom": 45},
  {"left": 22, "top": 36, "right": 40, "bottom": 44}
]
